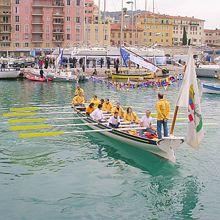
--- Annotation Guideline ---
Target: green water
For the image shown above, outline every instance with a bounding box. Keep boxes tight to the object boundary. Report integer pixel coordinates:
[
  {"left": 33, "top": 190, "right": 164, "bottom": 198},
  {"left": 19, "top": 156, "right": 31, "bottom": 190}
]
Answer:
[{"left": 0, "top": 79, "right": 219, "bottom": 220}]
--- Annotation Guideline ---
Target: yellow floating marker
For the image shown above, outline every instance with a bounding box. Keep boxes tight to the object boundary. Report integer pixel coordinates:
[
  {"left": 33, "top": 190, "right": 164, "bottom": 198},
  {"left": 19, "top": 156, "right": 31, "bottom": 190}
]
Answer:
[
  {"left": 3, "top": 112, "right": 37, "bottom": 118},
  {"left": 10, "top": 107, "right": 40, "bottom": 112},
  {"left": 8, "top": 118, "right": 46, "bottom": 124},
  {"left": 19, "top": 131, "right": 65, "bottom": 139},
  {"left": 10, "top": 124, "right": 53, "bottom": 131}
]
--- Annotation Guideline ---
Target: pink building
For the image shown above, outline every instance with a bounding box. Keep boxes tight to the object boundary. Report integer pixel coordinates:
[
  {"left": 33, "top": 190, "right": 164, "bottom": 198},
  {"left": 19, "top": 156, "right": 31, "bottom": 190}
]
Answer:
[{"left": 0, "top": 0, "right": 86, "bottom": 56}]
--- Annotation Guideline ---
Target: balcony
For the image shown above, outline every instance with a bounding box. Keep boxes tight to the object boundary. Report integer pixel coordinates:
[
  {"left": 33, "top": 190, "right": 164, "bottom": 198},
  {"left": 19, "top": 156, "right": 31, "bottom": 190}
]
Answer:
[
  {"left": 0, "top": 11, "right": 11, "bottom": 15},
  {"left": 32, "top": 19, "right": 43, "bottom": 24},
  {"left": 52, "top": 1, "right": 64, "bottom": 7},
  {"left": 53, "top": 12, "right": 64, "bottom": 17},
  {"left": 0, "top": 2, "right": 11, "bottom": 7},
  {"left": 53, "top": 29, "right": 64, "bottom": 34},
  {"left": 0, "top": 30, "right": 11, "bottom": 33},
  {"left": 32, "top": 29, "right": 43, "bottom": 33},
  {"left": 32, "top": 39, "right": 43, "bottom": 42},
  {"left": 0, "top": 21, "right": 10, "bottom": 24}
]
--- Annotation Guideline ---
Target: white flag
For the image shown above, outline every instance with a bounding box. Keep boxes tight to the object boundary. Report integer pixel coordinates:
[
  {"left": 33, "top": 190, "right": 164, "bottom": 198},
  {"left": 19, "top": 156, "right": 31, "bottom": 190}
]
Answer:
[{"left": 176, "top": 47, "right": 204, "bottom": 148}]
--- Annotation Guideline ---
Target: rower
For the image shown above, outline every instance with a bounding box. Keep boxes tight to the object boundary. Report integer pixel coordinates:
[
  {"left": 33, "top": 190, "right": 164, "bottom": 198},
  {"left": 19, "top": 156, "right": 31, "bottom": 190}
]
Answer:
[
  {"left": 100, "top": 99, "right": 105, "bottom": 105},
  {"left": 111, "top": 102, "right": 124, "bottom": 118},
  {"left": 75, "top": 84, "right": 84, "bottom": 96},
  {"left": 123, "top": 107, "right": 139, "bottom": 124},
  {"left": 90, "top": 95, "right": 100, "bottom": 108},
  {"left": 90, "top": 104, "right": 105, "bottom": 122},
  {"left": 86, "top": 103, "right": 95, "bottom": 116},
  {"left": 140, "top": 110, "right": 157, "bottom": 136},
  {"left": 108, "top": 111, "right": 120, "bottom": 128},
  {"left": 102, "top": 98, "right": 113, "bottom": 113},
  {"left": 72, "top": 93, "right": 85, "bottom": 106}
]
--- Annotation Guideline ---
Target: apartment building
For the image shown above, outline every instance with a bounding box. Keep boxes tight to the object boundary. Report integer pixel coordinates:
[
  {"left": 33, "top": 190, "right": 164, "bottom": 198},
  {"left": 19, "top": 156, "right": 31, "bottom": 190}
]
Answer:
[
  {"left": 204, "top": 29, "right": 220, "bottom": 47},
  {"left": 135, "top": 12, "right": 174, "bottom": 47},
  {"left": 172, "top": 16, "right": 205, "bottom": 46},
  {"left": 0, "top": 0, "right": 85, "bottom": 56}
]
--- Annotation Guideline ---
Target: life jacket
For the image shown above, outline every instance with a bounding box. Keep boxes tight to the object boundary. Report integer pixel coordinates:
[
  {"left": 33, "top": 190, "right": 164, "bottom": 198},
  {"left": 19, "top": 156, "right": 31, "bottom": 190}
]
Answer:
[{"left": 145, "top": 132, "right": 157, "bottom": 139}]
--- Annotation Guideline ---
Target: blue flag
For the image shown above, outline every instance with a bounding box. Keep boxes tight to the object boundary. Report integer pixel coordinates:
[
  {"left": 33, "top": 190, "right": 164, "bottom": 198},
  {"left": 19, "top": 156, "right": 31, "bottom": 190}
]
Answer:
[{"left": 120, "top": 47, "right": 130, "bottom": 67}]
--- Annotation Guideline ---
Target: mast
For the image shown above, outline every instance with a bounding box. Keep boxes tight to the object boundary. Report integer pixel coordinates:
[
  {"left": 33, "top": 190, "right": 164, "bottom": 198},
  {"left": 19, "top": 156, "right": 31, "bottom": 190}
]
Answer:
[
  {"left": 134, "top": 0, "right": 137, "bottom": 46},
  {"left": 120, "top": 0, "right": 124, "bottom": 47},
  {"left": 103, "top": 0, "right": 106, "bottom": 47}
]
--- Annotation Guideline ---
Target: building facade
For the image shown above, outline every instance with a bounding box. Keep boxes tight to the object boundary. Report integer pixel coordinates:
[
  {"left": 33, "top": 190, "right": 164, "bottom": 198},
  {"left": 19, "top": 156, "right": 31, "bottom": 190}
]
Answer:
[
  {"left": 0, "top": 0, "right": 85, "bottom": 56},
  {"left": 135, "top": 12, "right": 174, "bottom": 47},
  {"left": 204, "top": 29, "right": 220, "bottom": 47},
  {"left": 110, "top": 23, "right": 144, "bottom": 47},
  {"left": 172, "top": 16, "right": 205, "bottom": 46}
]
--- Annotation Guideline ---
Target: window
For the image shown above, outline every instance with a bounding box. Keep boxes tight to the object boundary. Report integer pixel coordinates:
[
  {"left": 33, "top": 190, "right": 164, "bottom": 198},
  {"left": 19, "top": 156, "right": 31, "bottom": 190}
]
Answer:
[
  {"left": 76, "top": 17, "right": 80, "bottom": 23},
  {"left": 15, "top": 7, "right": 18, "bottom": 13},
  {"left": 67, "top": 17, "right": 70, "bottom": 21},
  {"left": 67, "top": 34, "right": 70, "bottom": 40},
  {"left": 76, "top": 0, "right": 80, "bottom": 6},
  {"left": 67, "top": 0, "right": 70, "bottom": 5},
  {"left": 15, "top": 16, "right": 19, "bottom": 22},
  {"left": 15, "top": 0, "right": 19, "bottom": 4},
  {"left": 15, "top": 43, "right": 19, "bottom": 47},
  {"left": 24, "top": 43, "right": 29, "bottom": 47},
  {"left": 15, "top": 25, "right": 19, "bottom": 31}
]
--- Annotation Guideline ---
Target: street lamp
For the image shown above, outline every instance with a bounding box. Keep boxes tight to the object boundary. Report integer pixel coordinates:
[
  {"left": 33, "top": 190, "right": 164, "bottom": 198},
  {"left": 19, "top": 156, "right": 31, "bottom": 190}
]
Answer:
[{"left": 126, "top": 0, "right": 134, "bottom": 46}]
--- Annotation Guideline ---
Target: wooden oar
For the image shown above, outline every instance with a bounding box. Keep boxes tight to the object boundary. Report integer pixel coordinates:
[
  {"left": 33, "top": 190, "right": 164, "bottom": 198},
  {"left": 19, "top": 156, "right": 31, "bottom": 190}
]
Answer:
[{"left": 19, "top": 126, "right": 145, "bottom": 139}]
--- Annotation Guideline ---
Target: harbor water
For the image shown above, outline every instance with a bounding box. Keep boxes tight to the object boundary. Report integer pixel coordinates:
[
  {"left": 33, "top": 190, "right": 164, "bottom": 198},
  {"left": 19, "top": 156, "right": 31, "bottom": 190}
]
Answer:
[{"left": 0, "top": 79, "right": 219, "bottom": 220}]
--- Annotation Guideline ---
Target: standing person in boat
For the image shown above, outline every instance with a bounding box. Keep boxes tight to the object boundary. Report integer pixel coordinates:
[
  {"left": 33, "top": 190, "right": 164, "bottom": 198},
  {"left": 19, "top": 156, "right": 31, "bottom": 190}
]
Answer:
[
  {"left": 86, "top": 103, "right": 95, "bottom": 116},
  {"left": 102, "top": 99, "right": 113, "bottom": 113},
  {"left": 156, "top": 93, "right": 170, "bottom": 139},
  {"left": 71, "top": 92, "right": 85, "bottom": 106},
  {"left": 100, "top": 99, "right": 105, "bottom": 106},
  {"left": 108, "top": 111, "right": 120, "bottom": 128},
  {"left": 140, "top": 110, "right": 156, "bottom": 135},
  {"left": 124, "top": 107, "right": 139, "bottom": 124},
  {"left": 90, "top": 95, "right": 100, "bottom": 108},
  {"left": 90, "top": 104, "right": 105, "bottom": 122},
  {"left": 115, "top": 58, "right": 120, "bottom": 74},
  {"left": 75, "top": 84, "right": 84, "bottom": 96},
  {"left": 39, "top": 68, "right": 44, "bottom": 78},
  {"left": 111, "top": 102, "right": 124, "bottom": 118},
  {"left": 106, "top": 57, "right": 111, "bottom": 69}
]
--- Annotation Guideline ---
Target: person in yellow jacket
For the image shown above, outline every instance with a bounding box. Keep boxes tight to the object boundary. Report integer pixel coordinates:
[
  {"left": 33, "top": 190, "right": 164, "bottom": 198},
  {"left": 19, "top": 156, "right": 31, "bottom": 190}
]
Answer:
[
  {"left": 123, "top": 107, "right": 139, "bottom": 124},
  {"left": 156, "top": 93, "right": 170, "bottom": 139},
  {"left": 75, "top": 85, "right": 84, "bottom": 96},
  {"left": 111, "top": 102, "right": 124, "bottom": 118},
  {"left": 72, "top": 93, "right": 85, "bottom": 106},
  {"left": 102, "top": 99, "right": 113, "bottom": 113},
  {"left": 90, "top": 95, "right": 100, "bottom": 108},
  {"left": 86, "top": 103, "right": 95, "bottom": 115}
]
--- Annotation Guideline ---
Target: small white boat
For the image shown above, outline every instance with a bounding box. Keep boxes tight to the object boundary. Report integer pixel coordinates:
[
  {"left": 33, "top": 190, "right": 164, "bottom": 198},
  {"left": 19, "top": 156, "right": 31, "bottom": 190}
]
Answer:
[
  {"left": 203, "top": 83, "right": 220, "bottom": 94},
  {"left": 196, "top": 65, "right": 220, "bottom": 78},
  {"left": 0, "top": 68, "right": 21, "bottom": 79}
]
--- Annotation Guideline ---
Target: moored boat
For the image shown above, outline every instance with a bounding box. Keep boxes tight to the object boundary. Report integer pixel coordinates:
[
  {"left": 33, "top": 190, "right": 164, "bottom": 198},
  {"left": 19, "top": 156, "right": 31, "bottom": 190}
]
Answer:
[
  {"left": 196, "top": 65, "right": 220, "bottom": 78},
  {"left": 0, "top": 68, "right": 21, "bottom": 79},
  {"left": 25, "top": 73, "right": 53, "bottom": 82},
  {"left": 203, "top": 83, "right": 220, "bottom": 94}
]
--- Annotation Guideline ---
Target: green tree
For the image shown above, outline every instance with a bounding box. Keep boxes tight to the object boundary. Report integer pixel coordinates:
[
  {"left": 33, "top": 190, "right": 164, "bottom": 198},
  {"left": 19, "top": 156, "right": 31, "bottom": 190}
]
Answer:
[{"left": 182, "top": 26, "right": 188, "bottom": 45}]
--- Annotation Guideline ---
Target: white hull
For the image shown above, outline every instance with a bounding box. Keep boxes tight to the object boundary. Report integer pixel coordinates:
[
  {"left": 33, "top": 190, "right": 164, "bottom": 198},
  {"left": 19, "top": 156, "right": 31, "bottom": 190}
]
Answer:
[
  {"left": 196, "top": 65, "right": 220, "bottom": 78},
  {"left": 0, "top": 69, "right": 21, "bottom": 79},
  {"left": 79, "top": 115, "right": 184, "bottom": 163}
]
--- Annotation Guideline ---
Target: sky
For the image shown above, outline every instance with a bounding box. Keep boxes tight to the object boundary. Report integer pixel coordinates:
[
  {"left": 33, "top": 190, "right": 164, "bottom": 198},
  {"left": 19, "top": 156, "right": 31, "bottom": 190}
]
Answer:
[{"left": 94, "top": 0, "right": 220, "bottom": 29}]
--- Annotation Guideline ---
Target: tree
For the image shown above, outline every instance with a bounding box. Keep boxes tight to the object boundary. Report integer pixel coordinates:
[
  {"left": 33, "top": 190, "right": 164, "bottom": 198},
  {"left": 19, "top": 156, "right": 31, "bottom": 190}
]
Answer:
[{"left": 182, "top": 26, "right": 188, "bottom": 46}]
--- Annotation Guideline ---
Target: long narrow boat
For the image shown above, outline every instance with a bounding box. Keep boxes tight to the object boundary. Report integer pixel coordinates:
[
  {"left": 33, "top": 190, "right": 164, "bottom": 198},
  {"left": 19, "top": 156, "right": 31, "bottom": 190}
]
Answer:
[
  {"left": 74, "top": 108, "right": 184, "bottom": 163},
  {"left": 203, "top": 83, "right": 220, "bottom": 94}
]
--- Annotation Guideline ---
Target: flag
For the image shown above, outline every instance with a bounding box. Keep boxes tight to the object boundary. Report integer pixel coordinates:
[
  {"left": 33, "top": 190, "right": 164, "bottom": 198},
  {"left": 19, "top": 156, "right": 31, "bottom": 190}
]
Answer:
[
  {"left": 55, "top": 48, "right": 63, "bottom": 68},
  {"left": 176, "top": 47, "right": 204, "bottom": 148},
  {"left": 120, "top": 47, "right": 158, "bottom": 72}
]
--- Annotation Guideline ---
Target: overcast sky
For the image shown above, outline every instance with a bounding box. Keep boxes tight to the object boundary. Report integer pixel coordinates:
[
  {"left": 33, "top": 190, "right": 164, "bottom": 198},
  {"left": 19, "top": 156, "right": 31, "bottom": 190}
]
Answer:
[{"left": 94, "top": 0, "right": 219, "bottom": 29}]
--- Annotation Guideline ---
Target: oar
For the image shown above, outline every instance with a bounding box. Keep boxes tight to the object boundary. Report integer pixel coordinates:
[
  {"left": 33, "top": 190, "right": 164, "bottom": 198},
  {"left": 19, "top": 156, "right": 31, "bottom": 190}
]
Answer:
[{"left": 19, "top": 126, "right": 145, "bottom": 139}]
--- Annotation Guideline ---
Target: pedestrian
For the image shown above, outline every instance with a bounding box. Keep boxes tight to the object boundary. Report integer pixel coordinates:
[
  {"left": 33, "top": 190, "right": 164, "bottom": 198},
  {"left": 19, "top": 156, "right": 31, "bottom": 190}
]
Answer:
[
  {"left": 92, "top": 58, "right": 96, "bottom": 68},
  {"left": 155, "top": 93, "right": 170, "bottom": 139},
  {"left": 100, "top": 58, "right": 104, "bottom": 68},
  {"left": 106, "top": 57, "right": 111, "bottom": 69}
]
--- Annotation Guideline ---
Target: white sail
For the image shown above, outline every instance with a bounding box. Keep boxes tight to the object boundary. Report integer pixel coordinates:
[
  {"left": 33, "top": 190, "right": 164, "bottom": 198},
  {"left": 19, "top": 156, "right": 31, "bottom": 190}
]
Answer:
[{"left": 176, "top": 47, "right": 204, "bottom": 148}]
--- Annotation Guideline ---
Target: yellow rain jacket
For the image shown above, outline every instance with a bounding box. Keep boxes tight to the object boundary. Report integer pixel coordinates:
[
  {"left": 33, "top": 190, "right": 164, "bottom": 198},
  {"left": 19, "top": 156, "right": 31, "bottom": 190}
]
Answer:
[
  {"left": 75, "top": 88, "right": 84, "bottom": 96},
  {"left": 124, "top": 112, "right": 139, "bottom": 124},
  {"left": 111, "top": 106, "right": 124, "bottom": 118},
  {"left": 156, "top": 99, "right": 170, "bottom": 120},
  {"left": 90, "top": 98, "right": 100, "bottom": 108},
  {"left": 86, "top": 106, "right": 95, "bottom": 115},
  {"left": 72, "top": 95, "right": 85, "bottom": 105},
  {"left": 102, "top": 102, "right": 113, "bottom": 113}
]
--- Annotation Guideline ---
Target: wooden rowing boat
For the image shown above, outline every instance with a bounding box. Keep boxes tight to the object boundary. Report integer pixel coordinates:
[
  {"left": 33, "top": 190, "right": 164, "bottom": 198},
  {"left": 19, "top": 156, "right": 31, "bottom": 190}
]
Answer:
[{"left": 74, "top": 107, "right": 184, "bottom": 163}]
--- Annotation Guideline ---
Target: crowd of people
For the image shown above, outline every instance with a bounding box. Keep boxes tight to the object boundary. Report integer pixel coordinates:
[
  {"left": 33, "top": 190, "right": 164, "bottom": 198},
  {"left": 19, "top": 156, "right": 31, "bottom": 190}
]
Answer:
[{"left": 72, "top": 85, "right": 171, "bottom": 140}]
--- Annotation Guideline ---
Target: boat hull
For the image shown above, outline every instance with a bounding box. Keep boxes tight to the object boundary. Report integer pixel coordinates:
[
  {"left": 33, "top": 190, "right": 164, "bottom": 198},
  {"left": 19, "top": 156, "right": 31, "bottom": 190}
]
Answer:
[
  {"left": 196, "top": 66, "right": 220, "bottom": 78},
  {"left": 0, "top": 69, "right": 21, "bottom": 79},
  {"left": 203, "top": 84, "right": 220, "bottom": 94},
  {"left": 112, "top": 73, "right": 154, "bottom": 80},
  {"left": 26, "top": 73, "right": 53, "bottom": 82},
  {"left": 76, "top": 110, "right": 184, "bottom": 162}
]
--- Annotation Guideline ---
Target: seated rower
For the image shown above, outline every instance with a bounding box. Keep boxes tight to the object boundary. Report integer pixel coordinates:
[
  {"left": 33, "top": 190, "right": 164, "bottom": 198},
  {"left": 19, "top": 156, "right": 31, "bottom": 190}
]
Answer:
[
  {"left": 86, "top": 103, "right": 95, "bottom": 116},
  {"left": 111, "top": 102, "right": 124, "bottom": 118},
  {"left": 108, "top": 111, "right": 120, "bottom": 128},
  {"left": 90, "top": 104, "right": 105, "bottom": 122},
  {"left": 90, "top": 95, "right": 100, "bottom": 108},
  {"left": 140, "top": 110, "right": 157, "bottom": 136},
  {"left": 102, "top": 98, "right": 113, "bottom": 113},
  {"left": 72, "top": 93, "right": 85, "bottom": 106},
  {"left": 100, "top": 99, "right": 105, "bottom": 106},
  {"left": 75, "top": 84, "right": 84, "bottom": 96},
  {"left": 124, "top": 107, "right": 139, "bottom": 124}
]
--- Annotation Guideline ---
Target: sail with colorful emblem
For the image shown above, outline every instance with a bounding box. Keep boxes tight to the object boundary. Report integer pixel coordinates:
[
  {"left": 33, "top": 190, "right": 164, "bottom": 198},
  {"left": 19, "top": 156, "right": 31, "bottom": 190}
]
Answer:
[{"left": 175, "top": 47, "right": 204, "bottom": 148}]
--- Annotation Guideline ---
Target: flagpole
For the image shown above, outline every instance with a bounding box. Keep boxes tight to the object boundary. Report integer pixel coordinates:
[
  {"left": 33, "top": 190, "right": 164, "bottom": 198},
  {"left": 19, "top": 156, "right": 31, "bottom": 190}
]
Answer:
[{"left": 170, "top": 106, "right": 179, "bottom": 135}]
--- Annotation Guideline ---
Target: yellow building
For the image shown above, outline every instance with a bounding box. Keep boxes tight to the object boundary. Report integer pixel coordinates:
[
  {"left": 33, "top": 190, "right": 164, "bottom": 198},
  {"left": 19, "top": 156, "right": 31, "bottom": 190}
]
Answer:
[
  {"left": 85, "top": 22, "right": 111, "bottom": 47},
  {"left": 135, "top": 12, "right": 174, "bottom": 47}
]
